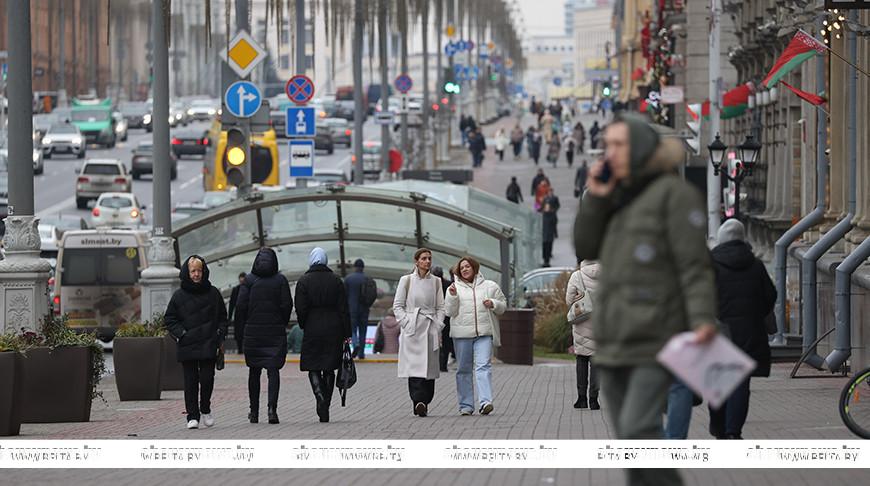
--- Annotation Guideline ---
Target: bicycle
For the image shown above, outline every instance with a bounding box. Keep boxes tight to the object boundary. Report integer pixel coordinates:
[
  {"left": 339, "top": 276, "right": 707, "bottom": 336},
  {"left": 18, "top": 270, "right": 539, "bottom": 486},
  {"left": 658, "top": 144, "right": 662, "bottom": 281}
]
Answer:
[{"left": 840, "top": 366, "right": 870, "bottom": 439}]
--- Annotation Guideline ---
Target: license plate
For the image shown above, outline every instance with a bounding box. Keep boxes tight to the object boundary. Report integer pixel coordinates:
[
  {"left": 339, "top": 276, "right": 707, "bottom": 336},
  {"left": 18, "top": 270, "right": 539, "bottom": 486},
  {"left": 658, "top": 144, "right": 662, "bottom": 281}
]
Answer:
[{"left": 184, "top": 140, "right": 196, "bottom": 145}]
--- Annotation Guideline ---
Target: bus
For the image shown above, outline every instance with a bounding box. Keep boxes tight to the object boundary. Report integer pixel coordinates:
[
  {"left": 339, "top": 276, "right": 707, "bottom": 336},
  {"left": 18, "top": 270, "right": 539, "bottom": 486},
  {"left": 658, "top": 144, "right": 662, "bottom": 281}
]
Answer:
[
  {"left": 53, "top": 229, "right": 149, "bottom": 344},
  {"left": 203, "top": 121, "right": 281, "bottom": 191}
]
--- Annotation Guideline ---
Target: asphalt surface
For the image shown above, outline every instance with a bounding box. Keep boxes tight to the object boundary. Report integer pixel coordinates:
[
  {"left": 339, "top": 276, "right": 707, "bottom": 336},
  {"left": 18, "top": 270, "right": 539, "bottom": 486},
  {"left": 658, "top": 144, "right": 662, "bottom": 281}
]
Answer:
[{"left": 34, "top": 119, "right": 376, "bottom": 227}]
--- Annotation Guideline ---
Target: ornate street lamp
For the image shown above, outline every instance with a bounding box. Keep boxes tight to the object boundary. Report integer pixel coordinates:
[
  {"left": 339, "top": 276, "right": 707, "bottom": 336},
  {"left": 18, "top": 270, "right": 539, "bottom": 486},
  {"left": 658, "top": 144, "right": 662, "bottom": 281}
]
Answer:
[
  {"left": 708, "top": 133, "right": 728, "bottom": 176},
  {"left": 738, "top": 134, "right": 762, "bottom": 176}
]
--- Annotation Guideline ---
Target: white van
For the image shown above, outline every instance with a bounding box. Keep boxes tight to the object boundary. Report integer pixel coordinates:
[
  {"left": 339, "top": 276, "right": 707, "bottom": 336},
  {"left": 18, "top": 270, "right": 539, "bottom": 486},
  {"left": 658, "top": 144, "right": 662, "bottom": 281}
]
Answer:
[{"left": 53, "top": 229, "right": 149, "bottom": 343}]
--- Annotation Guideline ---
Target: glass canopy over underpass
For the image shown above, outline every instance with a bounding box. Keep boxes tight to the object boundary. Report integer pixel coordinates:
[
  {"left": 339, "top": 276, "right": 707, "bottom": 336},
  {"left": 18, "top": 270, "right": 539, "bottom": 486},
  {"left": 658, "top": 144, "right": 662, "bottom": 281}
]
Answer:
[{"left": 171, "top": 182, "right": 540, "bottom": 307}]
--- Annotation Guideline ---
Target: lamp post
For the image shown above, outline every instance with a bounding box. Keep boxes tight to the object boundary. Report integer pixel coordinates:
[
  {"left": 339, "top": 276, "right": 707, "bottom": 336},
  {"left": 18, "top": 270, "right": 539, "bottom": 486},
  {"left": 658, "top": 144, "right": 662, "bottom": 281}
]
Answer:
[{"left": 708, "top": 133, "right": 761, "bottom": 220}]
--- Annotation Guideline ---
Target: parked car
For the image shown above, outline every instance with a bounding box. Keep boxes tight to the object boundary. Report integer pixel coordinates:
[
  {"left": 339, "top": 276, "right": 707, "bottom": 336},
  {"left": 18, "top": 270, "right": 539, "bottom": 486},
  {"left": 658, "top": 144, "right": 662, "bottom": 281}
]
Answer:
[
  {"left": 112, "top": 111, "right": 128, "bottom": 142},
  {"left": 171, "top": 127, "right": 210, "bottom": 158},
  {"left": 187, "top": 99, "right": 218, "bottom": 121},
  {"left": 42, "top": 124, "right": 86, "bottom": 159},
  {"left": 75, "top": 159, "right": 132, "bottom": 209},
  {"left": 314, "top": 124, "right": 335, "bottom": 154},
  {"left": 118, "top": 101, "right": 152, "bottom": 131},
  {"left": 322, "top": 118, "right": 352, "bottom": 148},
  {"left": 520, "top": 267, "right": 575, "bottom": 308},
  {"left": 91, "top": 192, "right": 147, "bottom": 228},
  {"left": 131, "top": 140, "right": 178, "bottom": 180}
]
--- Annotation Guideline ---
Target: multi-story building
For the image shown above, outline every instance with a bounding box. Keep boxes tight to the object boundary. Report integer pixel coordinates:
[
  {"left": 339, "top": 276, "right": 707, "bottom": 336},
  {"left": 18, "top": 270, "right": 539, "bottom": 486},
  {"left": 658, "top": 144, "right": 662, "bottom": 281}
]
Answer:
[
  {"left": 523, "top": 35, "right": 575, "bottom": 100},
  {"left": 572, "top": 0, "right": 614, "bottom": 94}
]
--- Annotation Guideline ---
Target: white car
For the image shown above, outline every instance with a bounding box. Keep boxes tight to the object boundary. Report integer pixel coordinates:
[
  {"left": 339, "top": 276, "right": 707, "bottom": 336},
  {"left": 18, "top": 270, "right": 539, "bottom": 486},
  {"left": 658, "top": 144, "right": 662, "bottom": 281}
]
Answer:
[
  {"left": 187, "top": 99, "right": 219, "bottom": 121},
  {"left": 42, "top": 124, "right": 86, "bottom": 159},
  {"left": 91, "top": 192, "right": 147, "bottom": 228},
  {"left": 112, "top": 111, "right": 128, "bottom": 142}
]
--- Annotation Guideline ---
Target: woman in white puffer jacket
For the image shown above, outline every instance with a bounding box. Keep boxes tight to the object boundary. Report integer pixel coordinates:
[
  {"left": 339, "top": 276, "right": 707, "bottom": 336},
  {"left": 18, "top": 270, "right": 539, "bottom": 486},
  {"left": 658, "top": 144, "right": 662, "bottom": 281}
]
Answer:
[
  {"left": 566, "top": 260, "right": 600, "bottom": 410},
  {"left": 444, "top": 256, "right": 507, "bottom": 416}
]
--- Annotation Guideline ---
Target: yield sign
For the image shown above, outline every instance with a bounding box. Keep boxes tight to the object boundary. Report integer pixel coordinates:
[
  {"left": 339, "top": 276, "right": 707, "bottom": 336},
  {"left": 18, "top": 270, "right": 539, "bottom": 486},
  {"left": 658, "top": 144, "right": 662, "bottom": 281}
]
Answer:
[
  {"left": 219, "top": 30, "right": 267, "bottom": 78},
  {"left": 285, "top": 75, "right": 316, "bottom": 105}
]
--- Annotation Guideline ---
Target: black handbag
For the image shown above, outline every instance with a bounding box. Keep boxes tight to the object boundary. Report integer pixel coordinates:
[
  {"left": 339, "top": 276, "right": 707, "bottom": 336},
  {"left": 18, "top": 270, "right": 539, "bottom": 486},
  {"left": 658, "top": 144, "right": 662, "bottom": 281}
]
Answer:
[{"left": 336, "top": 341, "right": 357, "bottom": 407}]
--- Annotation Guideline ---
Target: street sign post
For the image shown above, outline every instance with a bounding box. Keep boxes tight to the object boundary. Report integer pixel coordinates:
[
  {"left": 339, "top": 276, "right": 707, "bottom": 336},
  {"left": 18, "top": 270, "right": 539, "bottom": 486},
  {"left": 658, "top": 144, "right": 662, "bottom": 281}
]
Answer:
[
  {"left": 224, "top": 81, "right": 262, "bottom": 118},
  {"left": 289, "top": 139, "right": 315, "bottom": 177},
  {"left": 394, "top": 74, "right": 413, "bottom": 94},
  {"left": 285, "top": 106, "right": 316, "bottom": 137},
  {"left": 285, "top": 75, "right": 316, "bottom": 105},
  {"left": 399, "top": 95, "right": 409, "bottom": 114},
  {"left": 219, "top": 30, "right": 267, "bottom": 78}
]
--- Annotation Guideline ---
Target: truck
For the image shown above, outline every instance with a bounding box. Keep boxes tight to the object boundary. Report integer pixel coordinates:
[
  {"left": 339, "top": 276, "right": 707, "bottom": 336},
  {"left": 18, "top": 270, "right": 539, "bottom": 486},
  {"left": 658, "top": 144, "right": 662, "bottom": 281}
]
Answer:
[{"left": 70, "top": 98, "right": 117, "bottom": 148}]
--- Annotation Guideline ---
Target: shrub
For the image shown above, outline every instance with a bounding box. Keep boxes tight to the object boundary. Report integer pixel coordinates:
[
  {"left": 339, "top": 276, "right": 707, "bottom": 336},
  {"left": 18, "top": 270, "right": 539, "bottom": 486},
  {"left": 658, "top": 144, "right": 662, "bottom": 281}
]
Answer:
[
  {"left": 532, "top": 272, "right": 573, "bottom": 353},
  {"left": 0, "top": 332, "right": 32, "bottom": 353},
  {"left": 116, "top": 317, "right": 167, "bottom": 338}
]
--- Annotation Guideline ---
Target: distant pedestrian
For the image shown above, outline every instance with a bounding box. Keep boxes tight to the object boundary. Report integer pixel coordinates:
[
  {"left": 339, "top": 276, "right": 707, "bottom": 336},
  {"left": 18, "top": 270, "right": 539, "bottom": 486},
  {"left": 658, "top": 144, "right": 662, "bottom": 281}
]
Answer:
[
  {"left": 506, "top": 176, "right": 523, "bottom": 204},
  {"left": 574, "top": 114, "right": 716, "bottom": 486},
  {"left": 432, "top": 266, "right": 454, "bottom": 373},
  {"left": 494, "top": 128, "right": 508, "bottom": 162},
  {"left": 393, "top": 248, "right": 445, "bottom": 417},
  {"left": 295, "top": 247, "right": 352, "bottom": 423},
  {"left": 529, "top": 128, "right": 542, "bottom": 165},
  {"left": 468, "top": 128, "right": 487, "bottom": 168},
  {"left": 534, "top": 176, "right": 551, "bottom": 213},
  {"left": 531, "top": 168, "right": 547, "bottom": 199},
  {"left": 235, "top": 247, "right": 293, "bottom": 425},
  {"left": 566, "top": 260, "right": 600, "bottom": 410},
  {"left": 345, "top": 258, "right": 378, "bottom": 359},
  {"left": 540, "top": 110, "right": 555, "bottom": 144},
  {"left": 573, "top": 122, "right": 586, "bottom": 154},
  {"left": 589, "top": 121, "right": 601, "bottom": 150},
  {"left": 574, "top": 161, "right": 588, "bottom": 198},
  {"left": 459, "top": 115, "right": 471, "bottom": 146},
  {"left": 546, "top": 136, "right": 561, "bottom": 167},
  {"left": 374, "top": 310, "right": 400, "bottom": 354},
  {"left": 541, "top": 189, "right": 560, "bottom": 267},
  {"left": 709, "top": 219, "right": 776, "bottom": 440},
  {"left": 510, "top": 125, "right": 524, "bottom": 159},
  {"left": 164, "top": 255, "right": 228, "bottom": 430},
  {"left": 228, "top": 272, "right": 246, "bottom": 352},
  {"left": 445, "top": 256, "right": 507, "bottom": 416},
  {"left": 564, "top": 135, "right": 576, "bottom": 167}
]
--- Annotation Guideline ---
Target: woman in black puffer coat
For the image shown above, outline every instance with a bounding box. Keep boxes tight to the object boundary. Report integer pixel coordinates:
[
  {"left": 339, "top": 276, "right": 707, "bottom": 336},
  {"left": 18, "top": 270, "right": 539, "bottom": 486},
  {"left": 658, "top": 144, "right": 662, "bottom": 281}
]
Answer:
[
  {"left": 709, "top": 220, "right": 777, "bottom": 440},
  {"left": 235, "top": 247, "right": 293, "bottom": 425},
  {"left": 295, "top": 247, "right": 351, "bottom": 423},
  {"left": 164, "top": 255, "right": 228, "bottom": 430}
]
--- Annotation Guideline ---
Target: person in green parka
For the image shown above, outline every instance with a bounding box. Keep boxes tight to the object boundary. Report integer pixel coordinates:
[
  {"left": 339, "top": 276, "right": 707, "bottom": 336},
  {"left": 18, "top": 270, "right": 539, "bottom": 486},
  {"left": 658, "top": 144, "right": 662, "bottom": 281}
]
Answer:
[{"left": 573, "top": 114, "right": 718, "bottom": 486}]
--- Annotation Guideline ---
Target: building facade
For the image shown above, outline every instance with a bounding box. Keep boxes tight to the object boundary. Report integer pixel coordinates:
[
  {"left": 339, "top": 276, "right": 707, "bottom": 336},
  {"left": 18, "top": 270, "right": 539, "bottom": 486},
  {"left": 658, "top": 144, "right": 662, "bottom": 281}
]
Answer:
[{"left": 572, "top": 0, "right": 615, "bottom": 92}]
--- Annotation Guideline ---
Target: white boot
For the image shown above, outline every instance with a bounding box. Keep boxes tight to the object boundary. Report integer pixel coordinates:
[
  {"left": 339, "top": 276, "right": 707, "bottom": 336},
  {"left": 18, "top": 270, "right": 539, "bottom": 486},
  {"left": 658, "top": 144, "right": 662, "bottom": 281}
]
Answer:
[
  {"left": 187, "top": 419, "right": 199, "bottom": 429},
  {"left": 201, "top": 414, "right": 215, "bottom": 428}
]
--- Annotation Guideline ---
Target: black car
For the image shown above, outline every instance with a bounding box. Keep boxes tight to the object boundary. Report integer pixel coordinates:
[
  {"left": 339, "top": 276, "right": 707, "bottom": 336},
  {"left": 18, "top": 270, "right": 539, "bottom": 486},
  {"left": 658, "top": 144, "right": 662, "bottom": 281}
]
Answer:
[
  {"left": 314, "top": 124, "right": 334, "bottom": 154},
  {"left": 171, "top": 128, "right": 210, "bottom": 158},
  {"left": 118, "top": 102, "right": 152, "bottom": 132},
  {"left": 131, "top": 140, "right": 178, "bottom": 180}
]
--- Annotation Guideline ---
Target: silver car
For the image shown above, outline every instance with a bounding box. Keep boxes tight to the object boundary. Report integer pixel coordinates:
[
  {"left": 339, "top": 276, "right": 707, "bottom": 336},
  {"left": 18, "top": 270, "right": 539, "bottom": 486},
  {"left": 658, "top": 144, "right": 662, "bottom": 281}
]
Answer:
[
  {"left": 42, "top": 124, "right": 86, "bottom": 159},
  {"left": 75, "top": 159, "right": 132, "bottom": 209},
  {"left": 0, "top": 145, "right": 42, "bottom": 176}
]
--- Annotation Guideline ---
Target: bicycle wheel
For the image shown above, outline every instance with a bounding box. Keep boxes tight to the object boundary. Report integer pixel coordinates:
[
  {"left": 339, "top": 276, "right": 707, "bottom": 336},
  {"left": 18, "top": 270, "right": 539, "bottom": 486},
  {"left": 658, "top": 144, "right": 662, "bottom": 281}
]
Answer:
[{"left": 840, "top": 367, "right": 870, "bottom": 439}]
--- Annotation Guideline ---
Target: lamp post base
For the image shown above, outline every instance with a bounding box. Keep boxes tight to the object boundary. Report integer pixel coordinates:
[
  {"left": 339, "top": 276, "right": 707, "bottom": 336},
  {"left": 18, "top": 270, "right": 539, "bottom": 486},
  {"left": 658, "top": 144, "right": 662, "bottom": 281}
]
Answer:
[{"left": 0, "top": 216, "right": 51, "bottom": 334}]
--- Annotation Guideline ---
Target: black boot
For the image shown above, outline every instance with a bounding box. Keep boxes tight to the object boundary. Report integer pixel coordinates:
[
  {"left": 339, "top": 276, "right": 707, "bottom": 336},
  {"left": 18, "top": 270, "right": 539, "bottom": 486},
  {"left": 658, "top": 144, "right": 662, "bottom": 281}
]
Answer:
[
  {"left": 308, "top": 372, "right": 327, "bottom": 422},
  {"left": 574, "top": 396, "right": 588, "bottom": 409},
  {"left": 589, "top": 397, "right": 600, "bottom": 410},
  {"left": 319, "top": 371, "right": 335, "bottom": 423},
  {"left": 268, "top": 406, "right": 280, "bottom": 424},
  {"left": 248, "top": 408, "right": 259, "bottom": 423}
]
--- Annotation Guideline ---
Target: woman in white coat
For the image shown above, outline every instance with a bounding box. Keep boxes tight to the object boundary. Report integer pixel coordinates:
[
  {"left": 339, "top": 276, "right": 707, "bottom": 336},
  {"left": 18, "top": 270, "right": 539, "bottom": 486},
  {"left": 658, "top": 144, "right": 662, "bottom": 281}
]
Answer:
[
  {"left": 444, "top": 256, "right": 507, "bottom": 416},
  {"left": 393, "top": 248, "right": 446, "bottom": 417},
  {"left": 566, "top": 260, "right": 600, "bottom": 410}
]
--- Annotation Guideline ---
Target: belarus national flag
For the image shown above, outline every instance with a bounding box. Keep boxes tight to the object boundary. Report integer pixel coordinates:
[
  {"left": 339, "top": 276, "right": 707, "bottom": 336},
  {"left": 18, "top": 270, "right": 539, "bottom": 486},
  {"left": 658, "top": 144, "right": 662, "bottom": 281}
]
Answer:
[
  {"left": 700, "top": 83, "right": 753, "bottom": 120},
  {"left": 780, "top": 80, "right": 826, "bottom": 106},
  {"left": 762, "top": 30, "right": 826, "bottom": 88}
]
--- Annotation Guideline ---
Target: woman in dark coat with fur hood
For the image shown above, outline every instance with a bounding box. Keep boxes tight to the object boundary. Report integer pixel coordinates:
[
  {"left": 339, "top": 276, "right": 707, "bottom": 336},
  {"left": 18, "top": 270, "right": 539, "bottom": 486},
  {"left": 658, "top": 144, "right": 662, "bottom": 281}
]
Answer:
[
  {"left": 164, "top": 255, "right": 228, "bottom": 430},
  {"left": 294, "top": 247, "right": 352, "bottom": 423},
  {"left": 235, "top": 247, "right": 293, "bottom": 425}
]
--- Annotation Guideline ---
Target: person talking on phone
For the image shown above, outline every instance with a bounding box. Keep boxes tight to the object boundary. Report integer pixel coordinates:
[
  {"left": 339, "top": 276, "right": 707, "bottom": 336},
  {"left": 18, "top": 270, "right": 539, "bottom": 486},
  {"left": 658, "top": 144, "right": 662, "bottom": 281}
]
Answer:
[{"left": 573, "top": 114, "right": 717, "bottom": 486}]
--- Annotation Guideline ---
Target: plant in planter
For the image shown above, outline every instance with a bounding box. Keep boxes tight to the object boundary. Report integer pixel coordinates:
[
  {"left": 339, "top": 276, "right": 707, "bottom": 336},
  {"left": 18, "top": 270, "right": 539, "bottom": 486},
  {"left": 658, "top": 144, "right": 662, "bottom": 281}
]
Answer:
[
  {"left": 0, "top": 332, "right": 31, "bottom": 436},
  {"left": 19, "top": 315, "right": 107, "bottom": 424},
  {"left": 114, "top": 320, "right": 166, "bottom": 401},
  {"left": 145, "top": 313, "right": 185, "bottom": 391}
]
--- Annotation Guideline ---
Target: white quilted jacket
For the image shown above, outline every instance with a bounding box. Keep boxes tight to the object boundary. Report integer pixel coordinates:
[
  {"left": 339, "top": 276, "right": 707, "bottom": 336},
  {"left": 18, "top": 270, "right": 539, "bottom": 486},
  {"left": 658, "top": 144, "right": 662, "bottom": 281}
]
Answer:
[{"left": 444, "top": 273, "right": 507, "bottom": 346}]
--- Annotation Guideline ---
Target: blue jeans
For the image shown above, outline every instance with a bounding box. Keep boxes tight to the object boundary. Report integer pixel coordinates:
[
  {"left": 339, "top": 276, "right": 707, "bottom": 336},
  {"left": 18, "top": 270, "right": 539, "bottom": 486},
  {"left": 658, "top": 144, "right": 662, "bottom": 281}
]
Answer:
[
  {"left": 664, "top": 379, "right": 694, "bottom": 440},
  {"left": 454, "top": 336, "right": 493, "bottom": 412},
  {"left": 350, "top": 310, "right": 369, "bottom": 357}
]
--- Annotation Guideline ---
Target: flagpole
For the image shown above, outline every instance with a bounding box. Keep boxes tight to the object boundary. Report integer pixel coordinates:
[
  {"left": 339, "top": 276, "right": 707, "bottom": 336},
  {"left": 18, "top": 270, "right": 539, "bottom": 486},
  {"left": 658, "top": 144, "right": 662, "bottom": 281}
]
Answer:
[{"left": 802, "top": 28, "right": 870, "bottom": 78}]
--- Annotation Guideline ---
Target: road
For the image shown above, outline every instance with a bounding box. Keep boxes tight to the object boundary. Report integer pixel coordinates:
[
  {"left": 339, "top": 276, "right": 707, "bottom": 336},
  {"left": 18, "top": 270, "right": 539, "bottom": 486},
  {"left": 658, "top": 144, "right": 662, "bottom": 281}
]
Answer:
[{"left": 34, "top": 118, "right": 378, "bottom": 227}]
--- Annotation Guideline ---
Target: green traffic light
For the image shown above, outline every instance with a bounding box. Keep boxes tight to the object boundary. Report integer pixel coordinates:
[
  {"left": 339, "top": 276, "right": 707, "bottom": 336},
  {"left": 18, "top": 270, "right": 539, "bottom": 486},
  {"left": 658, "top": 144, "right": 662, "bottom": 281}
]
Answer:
[
  {"left": 444, "top": 82, "right": 461, "bottom": 94},
  {"left": 602, "top": 86, "right": 611, "bottom": 97}
]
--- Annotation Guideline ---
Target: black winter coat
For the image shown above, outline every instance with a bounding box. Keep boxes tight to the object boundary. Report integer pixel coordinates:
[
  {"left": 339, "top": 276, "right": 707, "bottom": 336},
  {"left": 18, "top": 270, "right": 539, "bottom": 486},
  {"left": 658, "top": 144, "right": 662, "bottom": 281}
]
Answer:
[
  {"left": 236, "top": 248, "right": 293, "bottom": 369},
  {"left": 164, "top": 256, "right": 228, "bottom": 362},
  {"left": 295, "top": 264, "right": 351, "bottom": 371},
  {"left": 712, "top": 240, "right": 777, "bottom": 377}
]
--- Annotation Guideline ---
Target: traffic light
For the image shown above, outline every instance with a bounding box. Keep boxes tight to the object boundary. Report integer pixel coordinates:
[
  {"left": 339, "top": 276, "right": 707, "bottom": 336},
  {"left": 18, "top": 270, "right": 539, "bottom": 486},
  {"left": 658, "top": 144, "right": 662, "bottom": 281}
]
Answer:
[
  {"left": 602, "top": 81, "right": 612, "bottom": 98},
  {"left": 442, "top": 67, "right": 461, "bottom": 94},
  {"left": 224, "top": 126, "right": 249, "bottom": 187},
  {"left": 685, "top": 103, "right": 702, "bottom": 156}
]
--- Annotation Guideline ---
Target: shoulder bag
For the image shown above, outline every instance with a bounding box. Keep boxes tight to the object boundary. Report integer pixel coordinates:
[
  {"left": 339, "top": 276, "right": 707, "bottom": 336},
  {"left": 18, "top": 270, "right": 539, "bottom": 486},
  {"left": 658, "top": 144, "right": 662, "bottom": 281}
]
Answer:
[{"left": 566, "top": 274, "right": 593, "bottom": 325}]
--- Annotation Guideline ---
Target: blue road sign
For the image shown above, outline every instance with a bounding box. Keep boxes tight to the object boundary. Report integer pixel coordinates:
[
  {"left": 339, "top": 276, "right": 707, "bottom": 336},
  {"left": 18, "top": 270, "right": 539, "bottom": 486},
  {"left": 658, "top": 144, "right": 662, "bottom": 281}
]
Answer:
[
  {"left": 394, "top": 74, "right": 413, "bottom": 94},
  {"left": 289, "top": 139, "right": 315, "bottom": 177},
  {"left": 224, "top": 81, "right": 262, "bottom": 118},
  {"left": 553, "top": 77, "right": 563, "bottom": 86},
  {"left": 444, "top": 42, "right": 457, "bottom": 57},
  {"left": 285, "top": 106, "right": 316, "bottom": 137}
]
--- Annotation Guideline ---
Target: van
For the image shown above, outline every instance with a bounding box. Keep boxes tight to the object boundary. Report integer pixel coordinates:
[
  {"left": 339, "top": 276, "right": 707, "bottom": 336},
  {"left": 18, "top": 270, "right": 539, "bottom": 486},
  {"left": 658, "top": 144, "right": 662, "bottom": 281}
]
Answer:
[
  {"left": 53, "top": 229, "right": 149, "bottom": 344},
  {"left": 70, "top": 98, "right": 117, "bottom": 148}
]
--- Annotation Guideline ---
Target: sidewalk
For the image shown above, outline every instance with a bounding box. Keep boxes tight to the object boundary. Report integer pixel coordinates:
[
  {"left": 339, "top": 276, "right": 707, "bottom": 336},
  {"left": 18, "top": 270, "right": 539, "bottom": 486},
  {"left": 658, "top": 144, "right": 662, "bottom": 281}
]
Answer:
[{"left": 3, "top": 360, "right": 863, "bottom": 484}]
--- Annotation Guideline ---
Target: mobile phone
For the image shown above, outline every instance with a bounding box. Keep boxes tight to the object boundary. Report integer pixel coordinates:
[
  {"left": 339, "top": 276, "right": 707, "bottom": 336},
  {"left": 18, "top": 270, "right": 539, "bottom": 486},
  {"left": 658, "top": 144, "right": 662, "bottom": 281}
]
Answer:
[{"left": 595, "top": 161, "right": 612, "bottom": 183}]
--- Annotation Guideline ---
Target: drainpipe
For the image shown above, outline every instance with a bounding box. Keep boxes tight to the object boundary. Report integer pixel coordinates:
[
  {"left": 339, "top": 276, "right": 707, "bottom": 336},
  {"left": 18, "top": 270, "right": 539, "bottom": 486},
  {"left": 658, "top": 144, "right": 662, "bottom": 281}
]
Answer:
[
  {"left": 771, "top": 17, "right": 827, "bottom": 346},
  {"left": 824, "top": 11, "right": 861, "bottom": 373},
  {"left": 801, "top": 12, "right": 859, "bottom": 369}
]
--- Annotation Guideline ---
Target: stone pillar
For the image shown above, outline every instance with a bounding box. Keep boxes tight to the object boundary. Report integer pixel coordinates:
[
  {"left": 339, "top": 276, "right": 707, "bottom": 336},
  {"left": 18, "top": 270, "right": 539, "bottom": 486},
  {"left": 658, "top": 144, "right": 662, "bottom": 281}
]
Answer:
[
  {"left": 139, "top": 237, "right": 178, "bottom": 322},
  {"left": 0, "top": 217, "right": 51, "bottom": 334},
  {"left": 825, "top": 35, "right": 846, "bottom": 233},
  {"left": 850, "top": 12, "right": 870, "bottom": 244}
]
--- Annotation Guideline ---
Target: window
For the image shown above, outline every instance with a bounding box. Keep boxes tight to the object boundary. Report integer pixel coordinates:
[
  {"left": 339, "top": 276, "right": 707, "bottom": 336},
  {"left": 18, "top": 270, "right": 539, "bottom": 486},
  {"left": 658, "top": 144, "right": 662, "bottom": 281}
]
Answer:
[
  {"left": 83, "top": 164, "right": 121, "bottom": 175},
  {"left": 61, "top": 249, "right": 139, "bottom": 286},
  {"left": 305, "top": 55, "right": 314, "bottom": 70},
  {"left": 280, "top": 55, "right": 290, "bottom": 70}
]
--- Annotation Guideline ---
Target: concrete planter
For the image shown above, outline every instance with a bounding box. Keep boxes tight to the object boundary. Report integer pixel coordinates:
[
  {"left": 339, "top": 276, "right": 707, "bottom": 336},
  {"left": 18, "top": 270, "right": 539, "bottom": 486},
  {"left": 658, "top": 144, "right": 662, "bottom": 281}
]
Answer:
[
  {"left": 21, "top": 346, "right": 93, "bottom": 423},
  {"left": 114, "top": 337, "right": 164, "bottom": 401},
  {"left": 496, "top": 308, "right": 535, "bottom": 365},
  {"left": 0, "top": 352, "right": 23, "bottom": 436},
  {"left": 160, "top": 334, "right": 184, "bottom": 391}
]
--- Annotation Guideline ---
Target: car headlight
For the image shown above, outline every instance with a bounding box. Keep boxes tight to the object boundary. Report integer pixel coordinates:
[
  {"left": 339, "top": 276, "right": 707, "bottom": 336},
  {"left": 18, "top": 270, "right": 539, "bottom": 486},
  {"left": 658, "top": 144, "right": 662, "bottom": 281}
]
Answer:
[
  {"left": 175, "top": 113, "right": 182, "bottom": 120},
  {"left": 32, "top": 150, "right": 39, "bottom": 162},
  {"left": 72, "top": 137, "right": 83, "bottom": 145},
  {"left": 207, "top": 109, "right": 216, "bottom": 115},
  {"left": 187, "top": 109, "right": 194, "bottom": 116},
  {"left": 42, "top": 137, "right": 53, "bottom": 145},
  {"left": 143, "top": 114, "right": 152, "bottom": 123},
  {"left": 169, "top": 116, "right": 174, "bottom": 123},
  {"left": 115, "top": 124, "right": 124, "bottom": 133}
]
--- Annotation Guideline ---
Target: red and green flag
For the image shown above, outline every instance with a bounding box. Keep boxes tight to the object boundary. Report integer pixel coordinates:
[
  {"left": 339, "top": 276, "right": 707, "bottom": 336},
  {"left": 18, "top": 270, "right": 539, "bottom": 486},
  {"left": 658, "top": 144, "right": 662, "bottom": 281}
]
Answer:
[
  {"left": 762, "top": 30, "right": 826, "bottom": 88},
  {"left": 700, "top": 83, "right": 752, "bottom": 120},
  {"left": 779, "top": 80, "right": 826, "bottom": 106}
]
